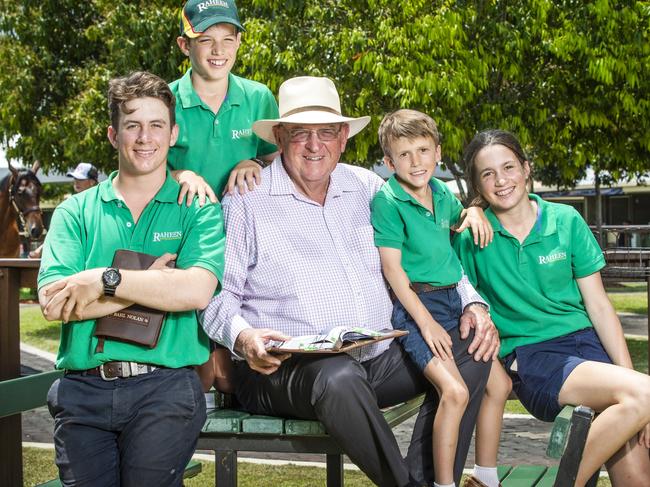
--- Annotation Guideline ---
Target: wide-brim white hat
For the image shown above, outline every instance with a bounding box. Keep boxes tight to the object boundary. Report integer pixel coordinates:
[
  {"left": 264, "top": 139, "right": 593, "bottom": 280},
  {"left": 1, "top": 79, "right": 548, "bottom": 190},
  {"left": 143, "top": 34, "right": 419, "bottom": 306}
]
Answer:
[{"left": 252, "top": 76, "right": 371, "bottom": 145}]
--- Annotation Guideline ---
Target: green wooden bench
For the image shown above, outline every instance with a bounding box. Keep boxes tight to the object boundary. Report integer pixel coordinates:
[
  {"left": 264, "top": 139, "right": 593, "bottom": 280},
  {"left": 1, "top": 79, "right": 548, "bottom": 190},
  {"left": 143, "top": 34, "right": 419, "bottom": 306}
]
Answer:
[
  {"left": 497, "top": 405, "right": 598, "bottom": 487},
  {"left": 0, "top": 370, "right": 202, "bottom": 485},
  {"left": 198, "top": 395, "right": 598, "bottom": 487},
  {"left": 198, "top": 393, "right": 425, "bottom": 487},
  {"left": 1, "top": 371, "right": 598, "bottom": 487}
]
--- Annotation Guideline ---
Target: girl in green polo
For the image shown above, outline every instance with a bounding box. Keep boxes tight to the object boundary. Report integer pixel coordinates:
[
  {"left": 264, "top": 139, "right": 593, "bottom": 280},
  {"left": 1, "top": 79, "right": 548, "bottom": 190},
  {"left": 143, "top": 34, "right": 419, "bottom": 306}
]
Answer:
[{"left": 455, "top": 129, "right": 650, "bottom": 486}]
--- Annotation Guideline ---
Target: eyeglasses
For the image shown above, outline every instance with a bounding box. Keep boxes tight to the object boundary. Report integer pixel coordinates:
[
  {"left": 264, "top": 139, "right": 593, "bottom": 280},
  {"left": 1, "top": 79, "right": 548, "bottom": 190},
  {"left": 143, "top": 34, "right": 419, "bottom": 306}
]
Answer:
[{"left": 283, "top": 127, "right": 341, "bottom": 142}]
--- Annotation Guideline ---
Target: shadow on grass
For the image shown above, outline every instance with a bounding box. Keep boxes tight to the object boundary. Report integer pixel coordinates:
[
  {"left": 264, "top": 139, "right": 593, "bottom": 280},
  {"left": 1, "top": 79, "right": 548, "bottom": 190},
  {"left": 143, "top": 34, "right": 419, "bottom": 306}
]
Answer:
[{"left": 24, "top": 323, "right": 60, "bottom": 342}]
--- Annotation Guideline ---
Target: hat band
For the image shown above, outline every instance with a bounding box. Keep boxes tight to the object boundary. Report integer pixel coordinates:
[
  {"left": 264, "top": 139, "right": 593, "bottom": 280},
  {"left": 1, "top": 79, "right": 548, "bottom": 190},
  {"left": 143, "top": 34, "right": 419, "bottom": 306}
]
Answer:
[{"left": 281, "top": 106, "right": 342, "bottom": 118}]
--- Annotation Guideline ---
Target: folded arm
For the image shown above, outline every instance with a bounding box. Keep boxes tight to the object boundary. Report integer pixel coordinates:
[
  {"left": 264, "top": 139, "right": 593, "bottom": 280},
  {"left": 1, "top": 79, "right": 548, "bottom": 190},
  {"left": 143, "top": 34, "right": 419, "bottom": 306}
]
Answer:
[{"left": 40, "top": 261, "right": 218, "bottom": 323}]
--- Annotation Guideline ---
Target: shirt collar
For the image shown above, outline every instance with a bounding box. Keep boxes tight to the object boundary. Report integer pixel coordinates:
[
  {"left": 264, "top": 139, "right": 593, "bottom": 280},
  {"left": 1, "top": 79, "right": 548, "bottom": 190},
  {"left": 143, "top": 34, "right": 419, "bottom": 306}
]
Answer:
[
  {"left": 268, "top": 156, "right": 363, "bottom": 201},
  {"left": 99, "top": 170, "right": 179, "bottom": 204},
  {"left": 178, "top": 70, "right": 242, "bottom": 110},
  {"left": 530, "top": 193, "right": 557, "bottom": 236},
  {"left": 486, "top": 193, "right": 557, "bottom": 237},
  {"left": 384, "top": 174, "right": 442, "bottom": 205}
]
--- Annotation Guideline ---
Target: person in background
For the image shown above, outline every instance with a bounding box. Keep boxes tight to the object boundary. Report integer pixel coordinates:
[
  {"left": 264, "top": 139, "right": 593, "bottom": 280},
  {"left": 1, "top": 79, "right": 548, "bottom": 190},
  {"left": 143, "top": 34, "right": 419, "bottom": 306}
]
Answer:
[
  {"left": 29, "top": 163, "right": 100, "bottom": 258},
  {"left": 67, "top": 162, "right": 99, "bottom": 193}
]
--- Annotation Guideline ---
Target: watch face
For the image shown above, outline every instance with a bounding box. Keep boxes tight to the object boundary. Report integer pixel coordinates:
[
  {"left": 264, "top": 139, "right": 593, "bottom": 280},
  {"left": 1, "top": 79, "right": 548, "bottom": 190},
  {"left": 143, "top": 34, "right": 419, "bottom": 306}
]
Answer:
[{"left": 104, "top": 269, "right": 120, "bottom": 286}]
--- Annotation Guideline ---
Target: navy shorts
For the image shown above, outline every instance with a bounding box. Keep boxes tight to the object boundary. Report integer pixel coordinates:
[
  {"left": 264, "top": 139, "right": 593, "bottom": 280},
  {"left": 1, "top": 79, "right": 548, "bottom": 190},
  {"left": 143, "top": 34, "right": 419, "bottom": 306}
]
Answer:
[
  {"left": 503, "top": 327, "right": 612, "bottom": 422},
  {"left": 391, "top": 287, "right": 462, "bottom": 371}
]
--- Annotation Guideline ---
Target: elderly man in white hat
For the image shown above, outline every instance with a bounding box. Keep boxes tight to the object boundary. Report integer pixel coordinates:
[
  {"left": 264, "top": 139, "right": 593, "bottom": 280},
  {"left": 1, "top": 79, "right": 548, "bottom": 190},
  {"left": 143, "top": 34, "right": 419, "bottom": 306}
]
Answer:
[{"left": 202, "top": 76, "right": 498, "bottom": 487}]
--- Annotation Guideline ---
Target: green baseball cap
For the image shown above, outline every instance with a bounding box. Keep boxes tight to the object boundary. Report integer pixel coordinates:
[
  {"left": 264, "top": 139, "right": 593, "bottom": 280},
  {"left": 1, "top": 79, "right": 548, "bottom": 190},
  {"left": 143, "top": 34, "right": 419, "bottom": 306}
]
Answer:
[{"left": 180, "top": 0, "right": 244, "bottom": 38}]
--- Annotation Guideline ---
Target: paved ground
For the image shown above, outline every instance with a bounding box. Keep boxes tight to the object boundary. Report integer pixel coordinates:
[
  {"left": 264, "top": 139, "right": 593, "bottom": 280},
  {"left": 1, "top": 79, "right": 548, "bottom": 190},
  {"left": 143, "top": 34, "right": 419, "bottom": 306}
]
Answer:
[{"left": 20, "top": 312, "right": 647, "bottom": 469}]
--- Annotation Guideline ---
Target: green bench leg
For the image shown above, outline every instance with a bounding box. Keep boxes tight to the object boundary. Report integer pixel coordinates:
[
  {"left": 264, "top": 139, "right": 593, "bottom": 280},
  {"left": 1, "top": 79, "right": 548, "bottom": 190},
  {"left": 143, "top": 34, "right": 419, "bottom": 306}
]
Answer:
[
  {"left": 326, "top": 454, "right": 343, "bottom": 487},
  {"left": 554, "top": 406, "right": 594, "bottom": 487},
  {"left": 215, "top": 450, "right": 237, "bottom": 487}
]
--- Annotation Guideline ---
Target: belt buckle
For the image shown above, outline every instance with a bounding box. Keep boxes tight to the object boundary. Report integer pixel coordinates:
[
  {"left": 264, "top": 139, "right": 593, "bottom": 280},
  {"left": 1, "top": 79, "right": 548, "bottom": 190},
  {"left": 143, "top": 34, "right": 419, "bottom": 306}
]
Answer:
[{"left": 99, "top": 363, "right": 119, "bottom": 381}]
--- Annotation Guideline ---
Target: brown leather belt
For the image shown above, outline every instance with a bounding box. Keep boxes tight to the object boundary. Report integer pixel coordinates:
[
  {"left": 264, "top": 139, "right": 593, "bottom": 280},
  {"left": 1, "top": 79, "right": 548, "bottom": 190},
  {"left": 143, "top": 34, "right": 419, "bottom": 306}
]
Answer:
[
  {"left": 389, "top": 282, "right": 456, "bottom": 302},
  {"left": 66, "top": 361, "right": 159, "bottom": 381}
]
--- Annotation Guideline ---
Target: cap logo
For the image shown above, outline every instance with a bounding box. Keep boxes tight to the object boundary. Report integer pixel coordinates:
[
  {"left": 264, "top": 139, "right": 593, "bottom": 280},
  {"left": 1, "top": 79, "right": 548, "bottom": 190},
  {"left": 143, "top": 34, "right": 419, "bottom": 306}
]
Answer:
[{"left": 197, "top": 0, "right": 229, "bottom": 12}]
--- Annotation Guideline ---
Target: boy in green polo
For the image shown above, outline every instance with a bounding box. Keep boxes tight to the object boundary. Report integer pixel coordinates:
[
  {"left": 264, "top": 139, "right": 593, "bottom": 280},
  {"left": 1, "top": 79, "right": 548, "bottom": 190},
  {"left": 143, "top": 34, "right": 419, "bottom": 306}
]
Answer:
[
  {"left": 169, "top": 0, "right": 279, "bottom": 204},
  {"left": 371, "top": 109, "right": 508, "bottom": 487},
  {"left": 38, "top": 71, "right": 224, "bottom": 486}
]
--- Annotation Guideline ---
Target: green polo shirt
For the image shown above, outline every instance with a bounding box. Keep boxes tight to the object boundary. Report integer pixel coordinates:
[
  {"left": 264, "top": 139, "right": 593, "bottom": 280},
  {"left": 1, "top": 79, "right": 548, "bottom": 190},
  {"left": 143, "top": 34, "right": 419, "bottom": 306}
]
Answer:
[
  {"left": 453, "top": 194, "right": 605, "bottom": 357},
  {"left": 168, "top": 70, "right": 279, "bottom": 195},
  {"left": 371, "top": 176, "right": 464, "bottom": 286},
  {"left": 38, "top": 171, "right": 225, "bottom": 371}
]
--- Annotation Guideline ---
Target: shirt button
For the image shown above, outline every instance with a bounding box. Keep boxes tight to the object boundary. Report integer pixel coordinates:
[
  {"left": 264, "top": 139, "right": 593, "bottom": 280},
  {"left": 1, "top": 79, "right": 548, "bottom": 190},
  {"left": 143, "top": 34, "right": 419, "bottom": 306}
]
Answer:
[
  {"left": 126, "top": 222, "right": 132, "bottom": 228},
  {"left": 214, "top": 120, "right": 219, "bottom": 125},
  {"left": 426, "top": 212, "right": 431, "bottom": 216},
  {"left": 117, "top": 202, "right": 122, "bottom": 208}
]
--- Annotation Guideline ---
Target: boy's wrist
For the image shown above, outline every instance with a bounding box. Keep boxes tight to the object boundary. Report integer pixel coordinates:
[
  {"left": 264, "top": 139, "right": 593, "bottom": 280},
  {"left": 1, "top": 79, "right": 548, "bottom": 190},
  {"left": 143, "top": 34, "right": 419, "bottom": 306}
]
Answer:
[
  {"left": 466, "top": 301, "right": 489, "bottom": 313},
  {"left": 252, "top": 157, "right": 269, "bottom": 168}
]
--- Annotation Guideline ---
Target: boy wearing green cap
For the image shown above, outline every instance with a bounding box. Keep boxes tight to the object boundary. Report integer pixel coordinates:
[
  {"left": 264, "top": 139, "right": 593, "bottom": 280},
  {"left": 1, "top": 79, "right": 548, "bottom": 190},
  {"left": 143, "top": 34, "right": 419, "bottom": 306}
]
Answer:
[{"left": 169, "top": 0, "right": 279, "bottom": 204}]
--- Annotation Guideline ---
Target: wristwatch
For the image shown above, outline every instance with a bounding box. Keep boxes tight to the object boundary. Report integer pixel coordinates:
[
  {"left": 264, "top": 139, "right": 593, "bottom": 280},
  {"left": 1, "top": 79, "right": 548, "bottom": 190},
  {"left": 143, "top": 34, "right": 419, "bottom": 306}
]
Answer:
[{"left": 102, "top": 268, "right": 122, "bottom": 297}]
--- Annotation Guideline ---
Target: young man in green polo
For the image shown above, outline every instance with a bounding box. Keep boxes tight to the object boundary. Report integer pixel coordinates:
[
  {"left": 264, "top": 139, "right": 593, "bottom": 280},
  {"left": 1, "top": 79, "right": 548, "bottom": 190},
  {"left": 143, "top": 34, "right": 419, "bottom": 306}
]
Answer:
[
  {"left": 371, "top": 109, "right": 509, "bottom": 487},
  {"left": 169, "top": 0, "right": 279, "bottom": 204},
  {"left": 37, "top": 71, "right": 224, "bottom": 486}
]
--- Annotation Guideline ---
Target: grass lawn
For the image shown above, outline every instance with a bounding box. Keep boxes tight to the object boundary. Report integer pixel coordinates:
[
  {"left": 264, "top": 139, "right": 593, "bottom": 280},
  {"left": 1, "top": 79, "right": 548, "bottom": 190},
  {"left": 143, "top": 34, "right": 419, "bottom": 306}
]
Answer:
[
  {"left": 608, "top": 292, "right": 648, "bottom": 315},
  {"left": 605, "top": 282, "right": 647, "bottom": 314},
  {"left": 20, "top": 306, "right": 60, "bottom": 355},
  {"left": 23, "top": 447, "right": 614, "bottom": 487}
]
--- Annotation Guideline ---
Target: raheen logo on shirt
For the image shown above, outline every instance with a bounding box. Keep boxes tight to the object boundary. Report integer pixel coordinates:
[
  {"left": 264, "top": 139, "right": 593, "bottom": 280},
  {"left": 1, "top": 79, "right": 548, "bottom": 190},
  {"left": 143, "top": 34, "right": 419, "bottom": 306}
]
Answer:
[
  {"left": 538, "top": 251, "right": 567, "bottom": 265},
  {"left": 152, "top": 231, "right": 183, "bottom": 243},
  {"left": 231, "top": 128, "right": 252, "bottom": 140}
]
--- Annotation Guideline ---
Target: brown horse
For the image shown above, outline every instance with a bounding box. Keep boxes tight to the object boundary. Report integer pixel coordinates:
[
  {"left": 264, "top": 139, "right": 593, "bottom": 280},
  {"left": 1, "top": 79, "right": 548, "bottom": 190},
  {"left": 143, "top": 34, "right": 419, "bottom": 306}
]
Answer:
[{"left": 0, "top": 161, "right": 45, "bottom": 257}]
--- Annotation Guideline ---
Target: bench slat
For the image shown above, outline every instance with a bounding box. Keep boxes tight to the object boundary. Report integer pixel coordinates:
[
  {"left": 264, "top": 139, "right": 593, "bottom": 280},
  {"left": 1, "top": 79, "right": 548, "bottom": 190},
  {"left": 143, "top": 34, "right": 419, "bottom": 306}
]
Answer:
[
  {"left": 497, "top": 465, "right": 513, "bottom": 480},
  {"left": 202, "top": 409, "right": 250, "bottom": 433},
  {"left": 0, "top": 370, "right": 63, "bottom": 418},
  {"left": 534, "top": 466, "right": 559, "bottom": 487},
  {"left": 242, "top": 415, "right": 284, "bottom": 434},
  {"left": 284, "top": 418, "right": 327, "bottom": 435},
  {"left": 383, "top": 395, "right": 425, "bottom": 428},
  {"left": 204, "top": 393, "right": 426, "bottom": 437},
  {"left": 501, "top": 465, "right": 548, "bottom": 487}
]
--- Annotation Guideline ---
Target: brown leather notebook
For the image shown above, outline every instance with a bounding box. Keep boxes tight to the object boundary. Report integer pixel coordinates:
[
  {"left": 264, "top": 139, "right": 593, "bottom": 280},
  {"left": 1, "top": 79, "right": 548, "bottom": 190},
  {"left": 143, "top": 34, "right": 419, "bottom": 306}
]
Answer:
[{"left": 94, "top": 250, "right": 175, "bottom": 348}]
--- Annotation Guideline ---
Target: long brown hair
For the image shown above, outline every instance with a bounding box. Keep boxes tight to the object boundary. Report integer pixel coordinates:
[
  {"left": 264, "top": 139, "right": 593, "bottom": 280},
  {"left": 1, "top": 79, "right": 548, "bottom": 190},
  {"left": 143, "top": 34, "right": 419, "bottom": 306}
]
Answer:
[{"left": 462, "top": 129, "right": 529, "bottom": 207}]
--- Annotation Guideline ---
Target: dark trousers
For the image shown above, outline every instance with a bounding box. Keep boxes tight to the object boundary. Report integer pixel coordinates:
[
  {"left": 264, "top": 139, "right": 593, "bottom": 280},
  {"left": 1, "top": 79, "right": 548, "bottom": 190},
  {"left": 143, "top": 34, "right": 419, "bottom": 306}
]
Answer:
[
  {"left": 47, "top": 367, "right": 206, "bottom": 487},
  {"left": 234, "top": 333, "right": 490, "bottom": 486}
]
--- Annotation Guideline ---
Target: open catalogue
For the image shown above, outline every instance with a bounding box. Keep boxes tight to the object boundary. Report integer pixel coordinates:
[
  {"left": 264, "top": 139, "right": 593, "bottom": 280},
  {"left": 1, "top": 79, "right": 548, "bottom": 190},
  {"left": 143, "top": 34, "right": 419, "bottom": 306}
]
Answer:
[{"left": 266, "top": 326, "right": 407, "bottom": 354}]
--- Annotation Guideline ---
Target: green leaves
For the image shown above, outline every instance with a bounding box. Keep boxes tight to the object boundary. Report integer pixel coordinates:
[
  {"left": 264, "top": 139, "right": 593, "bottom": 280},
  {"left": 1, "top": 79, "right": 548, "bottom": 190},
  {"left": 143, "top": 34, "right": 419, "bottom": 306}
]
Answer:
[{"left": 0, "top": 0, "right": 647, "bottom": 188}]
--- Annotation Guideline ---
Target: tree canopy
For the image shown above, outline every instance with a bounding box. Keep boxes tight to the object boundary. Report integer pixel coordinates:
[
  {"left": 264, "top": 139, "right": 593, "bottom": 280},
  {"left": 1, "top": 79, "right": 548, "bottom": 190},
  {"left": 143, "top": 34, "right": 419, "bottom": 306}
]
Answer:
[{"left": 1, "top": 0, "right": 648, "bottom": 192}]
